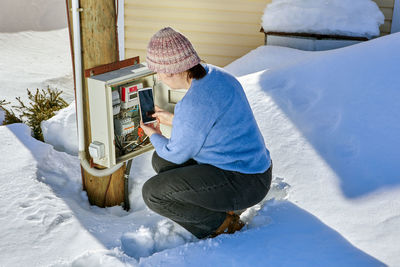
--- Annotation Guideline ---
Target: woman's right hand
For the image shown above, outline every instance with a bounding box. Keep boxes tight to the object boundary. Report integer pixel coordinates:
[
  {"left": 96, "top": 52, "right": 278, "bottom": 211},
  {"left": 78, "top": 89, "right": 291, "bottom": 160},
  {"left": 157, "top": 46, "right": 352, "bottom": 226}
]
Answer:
[{"left": 152, "top": 105, "right": 174, "bottom": 126}]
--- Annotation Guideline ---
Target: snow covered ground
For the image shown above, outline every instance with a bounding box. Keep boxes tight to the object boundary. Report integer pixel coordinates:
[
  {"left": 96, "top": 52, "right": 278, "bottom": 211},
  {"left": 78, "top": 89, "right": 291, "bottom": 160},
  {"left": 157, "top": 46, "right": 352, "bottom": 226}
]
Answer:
[
  {"left": 0, "top": 29, "right": 74, "bottom": 109},
  {"left": 0, "top": 0, "right": 67, "bottom": 32},
  {"left": 1, "top": 28, "right": 400, "bottom": 266}
]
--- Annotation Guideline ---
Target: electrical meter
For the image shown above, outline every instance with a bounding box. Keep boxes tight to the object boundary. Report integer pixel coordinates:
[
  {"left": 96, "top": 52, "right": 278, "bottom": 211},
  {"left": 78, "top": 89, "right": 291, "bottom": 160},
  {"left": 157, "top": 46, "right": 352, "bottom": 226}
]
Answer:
[
  {"left": 120, "top": 83, "right": 142, "bottom": 109},
  {"left": 86, "top": 63, "right": 177, "bottom": 168}
]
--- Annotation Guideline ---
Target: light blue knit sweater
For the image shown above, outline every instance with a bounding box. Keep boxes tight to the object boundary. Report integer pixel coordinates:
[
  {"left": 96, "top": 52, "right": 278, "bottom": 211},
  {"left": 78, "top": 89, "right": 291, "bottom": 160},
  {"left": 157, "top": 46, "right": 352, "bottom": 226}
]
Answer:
[{"left": 150, "top": 63, "right": 271, "bottom": 174}]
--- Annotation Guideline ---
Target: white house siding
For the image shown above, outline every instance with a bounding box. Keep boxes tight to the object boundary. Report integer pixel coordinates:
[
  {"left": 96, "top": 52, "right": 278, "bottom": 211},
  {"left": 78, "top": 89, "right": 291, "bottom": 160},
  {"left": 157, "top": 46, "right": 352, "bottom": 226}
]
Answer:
[{"left": 124, "top": 0, "right": 271, "bottom": 67}]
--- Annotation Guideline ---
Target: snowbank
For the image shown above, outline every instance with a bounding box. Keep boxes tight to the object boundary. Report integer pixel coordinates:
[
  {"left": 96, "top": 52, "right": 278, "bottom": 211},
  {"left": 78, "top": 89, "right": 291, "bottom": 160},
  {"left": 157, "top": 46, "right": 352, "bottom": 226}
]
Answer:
[
  {"left": 41, "top": 101, "right": 78, "bottom": 155},
  {"left": 0, "top": 0, "right": 67, "bottom": 32},
  {"left": 262, "top": 0, "right": 385, "bottom": 38},
  {"left": 227, "top": 33, "right": 400, "bottom": 265},
  {"left": 225, "top": 45, "right": 314, "bottom": 77},
  {"left": 228, "top": 34, "right": 400, "bottom": 198}
]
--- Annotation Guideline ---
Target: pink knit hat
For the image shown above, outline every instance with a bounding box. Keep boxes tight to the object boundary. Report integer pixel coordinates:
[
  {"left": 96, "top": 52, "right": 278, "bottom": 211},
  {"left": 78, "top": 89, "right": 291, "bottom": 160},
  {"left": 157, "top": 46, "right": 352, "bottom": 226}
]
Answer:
[{"left": 146, "top": 27, "right": 201, "bottom": 74}]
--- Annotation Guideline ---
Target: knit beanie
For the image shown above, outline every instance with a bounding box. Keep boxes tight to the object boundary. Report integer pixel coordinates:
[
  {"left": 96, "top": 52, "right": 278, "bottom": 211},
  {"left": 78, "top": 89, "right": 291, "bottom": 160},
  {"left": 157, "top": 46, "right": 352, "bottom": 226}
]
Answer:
[{"left": 146, "top": 27, "right": 201, "bottom": 74}]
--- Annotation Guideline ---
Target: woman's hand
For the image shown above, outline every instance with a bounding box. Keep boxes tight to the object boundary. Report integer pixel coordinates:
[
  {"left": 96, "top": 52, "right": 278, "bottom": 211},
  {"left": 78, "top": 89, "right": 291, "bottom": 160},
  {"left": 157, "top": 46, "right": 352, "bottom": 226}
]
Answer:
[
  {"left": 152, "top": 105, "right": 174, "bottom": 126},
  {"left": 140, "top": 120, "right": 162, "bottom": 138}
]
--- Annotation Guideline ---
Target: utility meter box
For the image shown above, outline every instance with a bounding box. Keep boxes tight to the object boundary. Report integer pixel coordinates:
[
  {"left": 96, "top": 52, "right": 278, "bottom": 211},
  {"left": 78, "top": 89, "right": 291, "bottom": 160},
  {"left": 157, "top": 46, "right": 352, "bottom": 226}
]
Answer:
[{"left": 87, "top": 63, "right": 179, "bottom": 168}]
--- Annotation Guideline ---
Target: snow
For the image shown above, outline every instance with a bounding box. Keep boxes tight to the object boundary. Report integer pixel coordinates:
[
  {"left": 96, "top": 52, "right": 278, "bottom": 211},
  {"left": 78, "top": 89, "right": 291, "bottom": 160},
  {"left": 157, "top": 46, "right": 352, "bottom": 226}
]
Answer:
[
  {"left": 1, "top": 24, "right": 400, "bottom": 267},
  {"left": 0, "top": 0, "right": 67, "bottom": 32},
  {"left": 226, "top": 33, "right": 400, "bottom": 265},
  {"left": 41, "top": 102, "right": 78, "bottom": 156},
  {"left": 262, "top": 0, "right": 385, "bottom": 38},
  {"left": 0, "top": 29, "right": 74, "bottom": 109},
  {"left": 224, "top": 45, "right": 313, "bottom": 77},
  {"left": 0, "top": 109, "right": 4, "bottom": 125},
  {"left": 0, "top": 123, "right": 289, "bottom": 266}
]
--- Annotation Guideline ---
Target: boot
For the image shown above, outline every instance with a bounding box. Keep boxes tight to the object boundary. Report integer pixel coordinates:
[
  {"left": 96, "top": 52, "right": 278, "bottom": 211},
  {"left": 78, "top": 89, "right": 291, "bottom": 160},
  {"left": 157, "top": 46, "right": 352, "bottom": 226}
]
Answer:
[{"left": 210, "top": 211, "right": 245, "bottom": 238}]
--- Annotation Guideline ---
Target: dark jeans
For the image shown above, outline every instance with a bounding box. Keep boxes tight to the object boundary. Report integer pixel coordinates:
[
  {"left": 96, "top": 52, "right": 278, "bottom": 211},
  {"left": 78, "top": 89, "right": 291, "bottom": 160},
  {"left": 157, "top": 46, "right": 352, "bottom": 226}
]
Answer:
[{"left": 142, "top": 152, "right": 272, "bottom": 239}]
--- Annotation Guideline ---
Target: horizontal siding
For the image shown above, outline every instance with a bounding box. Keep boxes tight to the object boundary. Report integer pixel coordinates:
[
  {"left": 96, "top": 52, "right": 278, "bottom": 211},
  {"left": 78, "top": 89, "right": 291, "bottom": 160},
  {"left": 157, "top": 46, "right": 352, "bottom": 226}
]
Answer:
[
  {"left": 124, "top": 17, "right": 261, "bottom": 36},
  {"left": 381, "top": 7, "right": 394, "bottom": 19},
  {"left": 126, "top": 39, "right": 258, "bottom": 58},
  {"left": 125, "top": 6, "right": 262, "bottom": 24},
  {"left": 374, "top": 0, "right": 394, "bottom": 8},
  {"left": 126, "top": 0, "right": 268, "bottom": 13},
  {"left": 373, "top": 0, "right": 395, "bottom": 34},
  {"left": 125, "top": 49, "right": 236, "bottom": 67},
  {"left": 381, "top": 20, "right": 393, "bottom": 33},
  {"left": 125, "top": 31, "right": 261, "bottom": 49},
  {"left": 124, "top": 0, "right": 270, "bottom": 67}
]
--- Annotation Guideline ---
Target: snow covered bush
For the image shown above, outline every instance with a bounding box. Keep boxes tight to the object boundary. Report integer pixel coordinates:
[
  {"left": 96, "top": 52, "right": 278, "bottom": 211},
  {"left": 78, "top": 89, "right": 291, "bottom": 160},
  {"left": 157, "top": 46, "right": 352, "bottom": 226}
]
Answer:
[{"left": 0, "top": 87, "right": 68, "bottom": 141}]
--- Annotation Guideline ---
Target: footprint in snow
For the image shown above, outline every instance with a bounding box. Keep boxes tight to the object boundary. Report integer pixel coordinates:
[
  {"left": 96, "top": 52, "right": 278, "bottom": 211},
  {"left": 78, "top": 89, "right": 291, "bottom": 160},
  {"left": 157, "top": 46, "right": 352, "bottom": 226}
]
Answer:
[
  {"left": 120, "top": 219, "right": 192, "bottom": 260},
  {"left": 241, "top": 176, "right": 290, "bottom": 229}
]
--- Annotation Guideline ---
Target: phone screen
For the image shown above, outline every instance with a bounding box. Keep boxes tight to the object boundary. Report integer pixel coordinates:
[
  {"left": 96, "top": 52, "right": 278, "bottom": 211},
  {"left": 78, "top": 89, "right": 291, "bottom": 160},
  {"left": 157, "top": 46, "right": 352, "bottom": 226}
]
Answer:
[{"left": 138, "top": 87, "right": 156, "bottom": 124}]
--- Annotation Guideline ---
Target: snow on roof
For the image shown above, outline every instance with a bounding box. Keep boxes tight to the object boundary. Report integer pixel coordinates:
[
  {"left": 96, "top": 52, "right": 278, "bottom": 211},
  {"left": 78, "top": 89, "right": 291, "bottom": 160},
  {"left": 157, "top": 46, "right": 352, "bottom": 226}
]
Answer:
[{"left": 261, "top": 0, "right": 385, "bottom": 39}]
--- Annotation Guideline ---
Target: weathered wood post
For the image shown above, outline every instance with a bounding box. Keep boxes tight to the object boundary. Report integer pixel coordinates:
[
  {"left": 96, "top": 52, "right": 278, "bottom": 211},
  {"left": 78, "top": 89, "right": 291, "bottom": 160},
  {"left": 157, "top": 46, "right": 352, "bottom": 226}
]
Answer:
[{"left": 67, "top": 0, "right": 126, "bottom": 207}]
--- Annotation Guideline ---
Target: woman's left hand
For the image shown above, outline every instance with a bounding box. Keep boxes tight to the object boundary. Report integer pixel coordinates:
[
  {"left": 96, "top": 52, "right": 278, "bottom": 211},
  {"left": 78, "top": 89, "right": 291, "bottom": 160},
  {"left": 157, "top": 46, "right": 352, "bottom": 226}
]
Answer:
[{"left": 140, "top": 120, "right": 162, "bottom": 137}]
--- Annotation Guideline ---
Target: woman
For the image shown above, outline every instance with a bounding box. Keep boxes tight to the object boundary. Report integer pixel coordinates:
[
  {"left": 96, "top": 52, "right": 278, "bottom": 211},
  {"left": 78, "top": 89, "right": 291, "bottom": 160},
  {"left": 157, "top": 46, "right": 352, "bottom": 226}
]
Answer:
[{"left": 140, "top": 27, "right": 272, "bottom": 239}]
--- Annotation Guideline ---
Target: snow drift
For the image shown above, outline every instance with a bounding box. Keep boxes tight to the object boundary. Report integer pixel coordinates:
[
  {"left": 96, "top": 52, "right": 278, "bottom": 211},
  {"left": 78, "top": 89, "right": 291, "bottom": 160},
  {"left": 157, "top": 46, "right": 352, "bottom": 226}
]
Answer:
[
  {"left": 262, "top": 0, "right": 385, "bottom": 38},
  {"left": 41, "top": 102, "right": 78, "bottom": 156},
  {"left": 228, "top": 33, "right": 400, "bottom": 198}
]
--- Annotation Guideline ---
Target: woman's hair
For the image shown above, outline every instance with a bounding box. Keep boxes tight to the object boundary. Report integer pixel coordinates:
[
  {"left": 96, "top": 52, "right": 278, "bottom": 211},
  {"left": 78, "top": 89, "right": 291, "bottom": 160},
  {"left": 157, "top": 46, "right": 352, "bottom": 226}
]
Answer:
[{"left": 187, "top": 61, "right": 207, "bottom": 80}]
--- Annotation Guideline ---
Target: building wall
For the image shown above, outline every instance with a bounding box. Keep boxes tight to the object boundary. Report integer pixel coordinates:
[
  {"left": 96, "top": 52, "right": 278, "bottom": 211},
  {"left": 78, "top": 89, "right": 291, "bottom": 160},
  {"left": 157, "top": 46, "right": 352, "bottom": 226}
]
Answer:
[
  {"left": 124, "top": 0, "right": 395, "bottom": 67},
  {"left": 373, "top": 0, "right": 395, "bottom": 35},
  {"left": 391, "top": 0, "right": 400, "bottom": 33},
  {"left": 124, "top": 0, "right": 271, "bottom": 67}
]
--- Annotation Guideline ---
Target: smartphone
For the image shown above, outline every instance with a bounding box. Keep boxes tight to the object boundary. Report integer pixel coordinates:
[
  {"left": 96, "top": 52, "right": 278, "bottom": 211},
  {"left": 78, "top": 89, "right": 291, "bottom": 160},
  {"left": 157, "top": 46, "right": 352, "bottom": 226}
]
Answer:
[{"left": 138, "top": 87, "right": 156, "bottom": 124}]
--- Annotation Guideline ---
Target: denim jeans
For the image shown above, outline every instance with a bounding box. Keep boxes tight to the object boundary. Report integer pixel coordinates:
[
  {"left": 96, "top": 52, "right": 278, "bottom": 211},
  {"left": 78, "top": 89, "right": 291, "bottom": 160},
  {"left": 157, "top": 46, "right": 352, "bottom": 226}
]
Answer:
[{"left": 142, "top": 152, "right": 272, "bottom": 239}]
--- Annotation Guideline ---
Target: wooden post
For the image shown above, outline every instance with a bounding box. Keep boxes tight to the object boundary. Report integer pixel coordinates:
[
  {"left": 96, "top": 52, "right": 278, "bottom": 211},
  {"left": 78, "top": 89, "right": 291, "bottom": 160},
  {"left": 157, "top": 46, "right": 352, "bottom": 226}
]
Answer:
[{"left": 67, "top": 0, "right": 126, "bottom": 207}]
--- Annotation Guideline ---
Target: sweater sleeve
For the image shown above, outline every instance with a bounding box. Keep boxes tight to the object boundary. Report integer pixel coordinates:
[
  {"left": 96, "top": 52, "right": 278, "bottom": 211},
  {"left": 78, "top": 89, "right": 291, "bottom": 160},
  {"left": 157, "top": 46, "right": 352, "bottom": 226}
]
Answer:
[{"left": 149, "top": 97, "right": 217, "bottom": 164}]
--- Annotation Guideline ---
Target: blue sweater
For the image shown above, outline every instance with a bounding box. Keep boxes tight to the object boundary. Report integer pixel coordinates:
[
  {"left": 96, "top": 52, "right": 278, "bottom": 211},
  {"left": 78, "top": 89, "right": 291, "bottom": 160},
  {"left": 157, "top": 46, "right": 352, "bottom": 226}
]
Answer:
[{"left": 150, "top": 64, "right": 271, "bottom": 174}]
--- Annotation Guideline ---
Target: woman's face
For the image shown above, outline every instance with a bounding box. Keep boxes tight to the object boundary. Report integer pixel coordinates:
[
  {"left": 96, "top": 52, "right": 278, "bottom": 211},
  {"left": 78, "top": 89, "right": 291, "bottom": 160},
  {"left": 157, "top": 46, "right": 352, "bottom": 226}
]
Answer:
[{"left": 157, "top": 72, "right": 191, "bottom": 90}]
